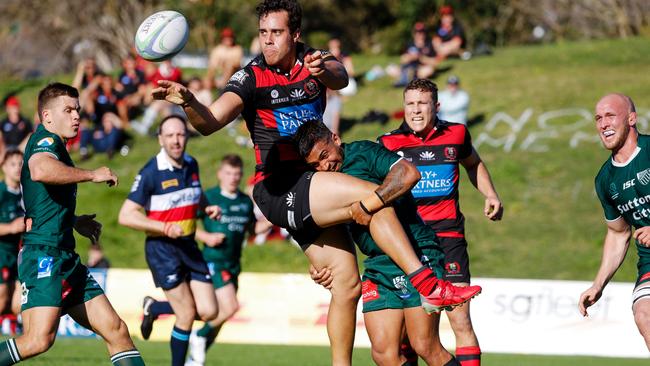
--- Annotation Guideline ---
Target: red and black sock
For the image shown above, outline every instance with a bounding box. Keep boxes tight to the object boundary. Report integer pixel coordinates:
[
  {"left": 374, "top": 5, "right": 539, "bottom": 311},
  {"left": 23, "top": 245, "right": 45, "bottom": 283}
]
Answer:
[
  {"left": 456, "top": 346, "right": 481, "bottom": 366},
  {"left": 407, "top": 266, "right": 438, "bottom": 296}
]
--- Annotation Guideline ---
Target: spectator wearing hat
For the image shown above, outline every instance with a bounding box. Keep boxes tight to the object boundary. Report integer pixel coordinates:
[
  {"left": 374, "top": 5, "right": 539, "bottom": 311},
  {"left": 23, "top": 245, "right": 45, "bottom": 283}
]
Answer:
[
  {"left": 205, "top": 27, "right": 244, "bottom": 90},
  {"left": 438, "top": 75, "right": 470, "bottom": 125},
  {"left": 432, "top": 5, "right": 468, "bottom": 63},
  {"left": 394, "top": 22, "right": 437, "bottom": 87},
  {"left": 0, "top": 96, "right": 33, "bottom": 154}
]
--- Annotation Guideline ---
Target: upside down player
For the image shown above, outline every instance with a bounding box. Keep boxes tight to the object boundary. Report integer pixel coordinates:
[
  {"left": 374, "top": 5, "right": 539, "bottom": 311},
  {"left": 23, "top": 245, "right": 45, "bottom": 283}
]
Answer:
[
  {"left": 379, "top": 79, "right": 503, "bottom": 366},
  {"left": 151, "top": 1, "right": 480, "bottom": 364},
  {"left": 580, "top": 93, "right": 650, "bottom": 350},
  {"left": 0, "top": 82, "right": 145, "bottom": 366},
  {"left": 296, "top": 120, "right": 463, "bottom": 366}
]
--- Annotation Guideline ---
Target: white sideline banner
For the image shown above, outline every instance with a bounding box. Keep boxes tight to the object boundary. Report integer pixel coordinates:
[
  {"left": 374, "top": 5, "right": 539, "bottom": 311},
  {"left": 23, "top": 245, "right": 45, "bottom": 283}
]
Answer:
[{"left": 104, "top": 270, "right": 649, "bottom": 358}]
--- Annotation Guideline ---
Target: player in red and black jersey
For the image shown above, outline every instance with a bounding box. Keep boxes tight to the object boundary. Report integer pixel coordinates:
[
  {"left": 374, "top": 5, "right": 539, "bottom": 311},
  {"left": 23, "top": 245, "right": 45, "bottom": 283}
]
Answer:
[
  {"left": 379, "top": 78, "right": 503, "bottom": 366},
  {"left": 151, "top": 2, "right": 480, "bottom": 364}
]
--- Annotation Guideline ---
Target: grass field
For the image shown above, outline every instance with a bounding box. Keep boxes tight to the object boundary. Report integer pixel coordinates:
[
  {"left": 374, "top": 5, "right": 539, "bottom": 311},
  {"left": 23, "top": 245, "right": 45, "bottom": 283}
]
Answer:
[
  {"left": 9, "top": 338, "right": 646, "bottom": 365},
  {"left": 2, "top": 37, "right": 650, "bottom": 364}
]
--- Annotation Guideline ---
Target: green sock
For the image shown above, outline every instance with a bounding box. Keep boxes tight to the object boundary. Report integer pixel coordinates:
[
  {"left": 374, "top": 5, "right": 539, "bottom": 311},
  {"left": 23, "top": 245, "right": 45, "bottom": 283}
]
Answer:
[
  {"left": 111, "top": 349, "right": 145, "bottom": 366},
  {"left": 0, "top": 339, "right": 21, "bottom": 365},
  {"left": 197, "top": 323, "right": 214, "bottom": 338}
]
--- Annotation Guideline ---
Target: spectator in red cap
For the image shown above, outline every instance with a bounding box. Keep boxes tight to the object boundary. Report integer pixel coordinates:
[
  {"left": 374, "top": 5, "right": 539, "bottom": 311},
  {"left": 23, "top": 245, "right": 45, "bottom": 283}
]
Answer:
[
  {"left": 432, "top": 5, "right": 469, "bottom": 63},
  {"left": 394, "top": 22, "right": 438, "bottom": 87},
  {"left": 205, "top": 27, "right": 244, "bottom": 90},
  {"left": 0, "top": 96, "right": 33, "bottom": 154}
]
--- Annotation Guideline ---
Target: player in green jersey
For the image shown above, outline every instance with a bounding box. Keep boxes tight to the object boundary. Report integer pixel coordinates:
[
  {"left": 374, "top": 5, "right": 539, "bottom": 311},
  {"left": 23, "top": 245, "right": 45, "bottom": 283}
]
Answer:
[
  {"left": 0, "top": 150, "right": 25, "bottom": 319},
  {"left": 0, "top": 83, "right": 145, "bottom": 366},
  {"left": 580, "top": 93, "right": 650, "bottom": 350},
  {"left": 295, "top": 120, "right": 462, "bottom": 366},
  {"left": 186, "top": 154, "right": 269, "bottom": 366}
]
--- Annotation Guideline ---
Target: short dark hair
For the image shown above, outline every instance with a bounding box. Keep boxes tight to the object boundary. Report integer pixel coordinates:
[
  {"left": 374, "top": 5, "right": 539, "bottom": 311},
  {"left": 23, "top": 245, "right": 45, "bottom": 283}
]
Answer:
[
  {"left": 294, "top": 120, "right": 332, "bottom": 159},
  {"left": 221, "top": 154, "right": 243, "bottom": 169},
  {"left": 2, "top": 148, "right": 22, "bottom": 165},
  {"left": 157, "top": 115, "right": 188, "bottom": 135},
  {"left": 37, "top": 82, "right": 79, "bottom": 120},
  {"left": 256, "top": 0, "right": 302, "bottom": 34},
  {"left": 403, "top": 78, "right": 439, "bottom": 104}
]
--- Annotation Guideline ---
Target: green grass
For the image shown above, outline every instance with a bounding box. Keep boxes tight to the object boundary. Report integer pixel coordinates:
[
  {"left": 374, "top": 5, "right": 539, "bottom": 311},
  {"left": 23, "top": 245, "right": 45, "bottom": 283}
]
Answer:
[
  {"left": 11, "top": 338, "right": 647, "bottom": 365},
  {"left": 2, "top": 37, "right": 650, "bottom": 283}
]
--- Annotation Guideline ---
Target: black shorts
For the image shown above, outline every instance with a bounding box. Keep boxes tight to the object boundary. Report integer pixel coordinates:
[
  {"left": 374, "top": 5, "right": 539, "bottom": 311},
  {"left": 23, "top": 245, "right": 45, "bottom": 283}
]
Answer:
[
  {"left": 145, "top": 238, "right": 212, "bottom": 290},
  {"left": 253, "top": 171, "right": 322, "bottom": 247},
  {"left": 439, "top": 235, "right": 471, "bottom": 283}
]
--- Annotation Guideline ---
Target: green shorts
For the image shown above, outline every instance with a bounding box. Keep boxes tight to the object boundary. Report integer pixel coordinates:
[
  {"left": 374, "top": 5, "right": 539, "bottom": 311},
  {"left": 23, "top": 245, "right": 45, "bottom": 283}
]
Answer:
[
  {"left": 206, "top": 261, "right": 239, "bottom": 290},
  {"left": 18, "top": 245, "right": 104, "bottom": 312},
  {"left": 361, "top": 247, "right": 443, "bottom": 313},
  {"left": 0, "top": 246, "right": 18, "bottom": 285}
]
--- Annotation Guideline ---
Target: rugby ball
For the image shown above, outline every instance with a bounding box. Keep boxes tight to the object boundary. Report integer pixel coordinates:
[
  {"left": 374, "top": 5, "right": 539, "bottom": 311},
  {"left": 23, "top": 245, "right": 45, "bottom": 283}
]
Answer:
[{"left": 135, "top": 10, "right": 189, "bottom": 62}]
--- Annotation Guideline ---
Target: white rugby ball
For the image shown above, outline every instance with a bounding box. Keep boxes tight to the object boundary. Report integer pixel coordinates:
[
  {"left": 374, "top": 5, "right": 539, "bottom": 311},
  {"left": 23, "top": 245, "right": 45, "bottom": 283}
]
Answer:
[{"left": 135, "top": 10, "right": 189, "bottom": 62}]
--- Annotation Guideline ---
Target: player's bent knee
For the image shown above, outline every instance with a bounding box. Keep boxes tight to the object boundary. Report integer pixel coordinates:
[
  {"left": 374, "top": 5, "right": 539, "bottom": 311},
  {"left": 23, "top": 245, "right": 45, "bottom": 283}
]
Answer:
[
  {"left": 197, "top": 303, "right": 219, "bottom": 322},
  {"left": 410, "top": 338, "right": 435, "bottom": 359},
  {"left": 331, "top": 278, "right": 361, "bottom": 304}
]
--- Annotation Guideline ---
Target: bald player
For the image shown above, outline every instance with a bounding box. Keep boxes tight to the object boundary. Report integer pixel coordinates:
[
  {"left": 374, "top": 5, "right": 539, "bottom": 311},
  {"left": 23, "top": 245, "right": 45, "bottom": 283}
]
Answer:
[{"left": 580, "top": 93, "right": 650, "bottom": 350}]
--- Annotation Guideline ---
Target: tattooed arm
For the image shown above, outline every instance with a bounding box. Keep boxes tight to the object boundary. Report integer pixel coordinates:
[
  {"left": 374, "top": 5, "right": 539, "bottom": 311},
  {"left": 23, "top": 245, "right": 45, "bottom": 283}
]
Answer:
[{"left": 375, "top": 159, "right": 421, "bottom": 205}]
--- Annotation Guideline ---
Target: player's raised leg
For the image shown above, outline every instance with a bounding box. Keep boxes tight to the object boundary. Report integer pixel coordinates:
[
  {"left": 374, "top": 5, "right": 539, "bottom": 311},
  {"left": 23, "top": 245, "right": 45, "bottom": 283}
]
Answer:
[
  {"left": 303, "top": 226, "right": 360, "bottom": 366},
  {"left": 67, "top": 294, "right": 144, "bottom": 365}
]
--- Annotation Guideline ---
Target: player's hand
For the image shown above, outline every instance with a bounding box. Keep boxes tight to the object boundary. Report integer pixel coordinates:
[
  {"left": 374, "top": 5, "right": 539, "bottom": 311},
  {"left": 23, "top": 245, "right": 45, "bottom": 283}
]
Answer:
[
  {"left": 152, "top": 80, "right": 194, "bottom": 106},
  {"left": 74, "top": 214, "right": 102, "bottom": 244},
  {"left": 350, "top": 202, "right": 372, "bottom": 226},
  {"left": 10, "top": 217, "right": 25, "bottom": 234},
  {"left": 205, "top": 205, "right": 222, "bottom": 221},
  {"left": 91, "top": 167, "right": 118, "bottom": 187},
  {"left": 578, "top": 285, "right": 603, "bottom": 317},
  {"left": 163, "top": 222, "right": 184, "bottom": 239},
  {"left": 484, "top": 196, "right": 503, "bottom": 221},
  {"left": 304, "top": 51, "right": 326, "bottom": 77},
  {"left": 309, "top": 264, "right": 333, "bottom": 290},
  {"left": 633, "top": 226, "right": 650, "bottom": 247},
  {"left": 204, "top": 232, "right": 226, "bottom": 247}
]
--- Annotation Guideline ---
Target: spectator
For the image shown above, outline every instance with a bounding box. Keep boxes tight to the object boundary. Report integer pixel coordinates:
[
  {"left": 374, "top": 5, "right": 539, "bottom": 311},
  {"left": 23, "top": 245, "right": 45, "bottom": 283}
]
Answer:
[
  {"left": 438, "top": 75, "right": 470, "bottom": 125},
  {"left": 0, "top": 96, "right": 33, "bottom": 153},
  {"left": 87, "top": 243, "right": 111, "bottom": 269},
  {"left": 187, "top": 77, "right": 213, "bottom": 107},
  {"left": 72, "top": 57, "right": 104, "bottom": 91},
  {"left": 205, "top": 27, "right": 244, "bottom": 90},
  {"left": 79, "top": 75, "right": 124, "bottom": 159},
  {"left": 322, "top": 36, "right": 356, "bottom": 135},
  {"left": 132, "top": 61, "right": 183, "bottom": 135},
  {"left": 395, "top": 22, "right": 437, "bottom": 87},
  {"left": 432, "top": 5, "right": 469, "bottom": 63},
  {"left": 115, "top": 55, "right": 148, "bottom": 127}
]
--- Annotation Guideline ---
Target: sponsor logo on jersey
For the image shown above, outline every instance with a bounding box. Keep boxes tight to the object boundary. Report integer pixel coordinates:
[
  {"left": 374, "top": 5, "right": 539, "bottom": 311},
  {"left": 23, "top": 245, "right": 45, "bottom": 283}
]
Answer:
[
  {"left": 392, "top": 275, "right": 411, "bottom": 299},
  {"left": 37, "top": 256, "right": 54, "bottom": 279},
  {"left": 617, "top": 193, "right": 650, "bottom": 220},
  {"left": 229, "top": 69, "right": 248, "bottom": 84},
  {"left": 165, "top": 274, "right": 178, "bottom": 284},
  {"left": 412, "top": 165, "right": 455, "bottom": 198},
  {"left": 304, "top": 79, "right": 319, "bottom": 96},
  {"left": 161, "top": 178, "right": 179, "bottom": 190},
  {"left": 131, "top": 175, "right": 142, "bottom": 193},
  {"left": 290, "top": 88, "right": 306, "bottom": 100},
  {"left": 274, "top": 100, "right": 323, "bottom": 137},
  {"left": 419, "top": 151, "right": 435, "bottom": 161},
  {"left": 444, "top": 146, "right": 457, "bottom": 160},
  {"left": 609, "top": 182, "right": 619, "bottom": 199},
  {"left": 37, "top": 137, "right": 54, "bottom": 147},
  {"left": 20, "top": 282, "right": 28, "bottom": 305},
  {"left": 445, "top": 262, "right": 461, "bottom": 275},
  {"left": 623, "top": 179, "right": 636, "bottom": 190},
  {"left": 362, "top": 280, "right": 379, "bottom": 303},
  {"left": 638, "top": 169, "right": 650, "bottom": 186},
  {"left": 271, "top": 89, "right": 279, "bottom": 98},
  {"left": 285, "top": 192, "right": 295, "bottom": 207}
]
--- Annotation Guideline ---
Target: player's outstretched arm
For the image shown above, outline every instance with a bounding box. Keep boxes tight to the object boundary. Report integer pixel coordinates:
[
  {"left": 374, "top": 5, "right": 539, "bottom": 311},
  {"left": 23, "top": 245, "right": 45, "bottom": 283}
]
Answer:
[
  {"left": 29, "top": 153, "right": 117, "bottom": 186},
  {"left": 152, "top": 80, "right": 244, "bottom": 136},
  {"left": 579, "top": 217, "right": 631, "bottom": 316},
  {"left": 461, "top": 148, "right": 503, "bottom": 220},
  {"left": 118, "top": 199, "right": 183, "bottom": 238}
]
